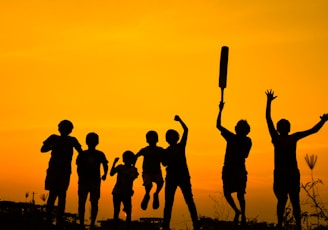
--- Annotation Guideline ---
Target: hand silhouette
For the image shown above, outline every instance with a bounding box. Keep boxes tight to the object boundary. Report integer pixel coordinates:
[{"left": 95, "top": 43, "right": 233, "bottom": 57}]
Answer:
[
  {"left": 265, "top": 89, "right": 277, "bottom": 102},
  {"left": 174, "top": 115, "right": 181, "bottom": 122},
  {"left": 320, "top": 114, "right": 328, "bottom": 122}
]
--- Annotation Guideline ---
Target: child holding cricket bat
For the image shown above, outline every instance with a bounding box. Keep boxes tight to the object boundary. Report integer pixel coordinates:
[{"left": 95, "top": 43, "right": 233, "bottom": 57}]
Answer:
[
  {"left": 216, "top": 101, "right": 252, "bottom": 225},
  {"left": 265, "top": 89, "right": 328, "bottom": 230},
  {"left": 162, "top": 115, "right": 200, "bottom": 230}
]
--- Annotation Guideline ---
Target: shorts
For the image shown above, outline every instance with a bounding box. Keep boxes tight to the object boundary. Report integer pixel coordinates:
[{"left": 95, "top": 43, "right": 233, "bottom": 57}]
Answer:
[
  {"left": 78, "top": 183, "right": 101, "bottom": 202},
  {"left": 142, "top": 172, "right": 164, "bottom": 186},
  {"left": 45, "top": 168, "right": 71, "bottom": 191},
  {"left": 273, "top": 169, "right": 300, "bottom": 198},
  {"left": 222, "top": 166, "right": 247, "bottom": 193}
]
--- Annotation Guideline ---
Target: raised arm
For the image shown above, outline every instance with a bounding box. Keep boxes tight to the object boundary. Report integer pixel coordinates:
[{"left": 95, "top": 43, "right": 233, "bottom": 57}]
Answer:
[
  {"left": 295, "top": 114, "right": 328, "bottom": 139},
  {"left": 110, "top": 157, "right": 120, "bottom": 176},
  {"left": 216, "top": 101, "right": 224, "bottom": 131},
  {"left": 174, "top": 115, "right": 188, "bottom": 144},
  {"left": 265, "top": 89, "right": 278, "bottom": 137}
]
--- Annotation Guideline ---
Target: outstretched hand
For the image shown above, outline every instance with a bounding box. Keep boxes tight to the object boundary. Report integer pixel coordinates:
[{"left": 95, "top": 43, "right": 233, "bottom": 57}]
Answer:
[
  {"left": 320, "top": 114, "right": 328, "bottom": 122},
  {"left": 114, "top": 157, "right": 119, "bottom": 163},
  {"left": 265, "top": 89, "right": 277, "bottom": 102}
]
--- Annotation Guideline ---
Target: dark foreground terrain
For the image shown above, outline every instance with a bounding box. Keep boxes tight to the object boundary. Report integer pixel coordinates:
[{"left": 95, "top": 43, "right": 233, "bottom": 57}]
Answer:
[{"left": 1, "top": 201, "right": 328, "bottom": 230}]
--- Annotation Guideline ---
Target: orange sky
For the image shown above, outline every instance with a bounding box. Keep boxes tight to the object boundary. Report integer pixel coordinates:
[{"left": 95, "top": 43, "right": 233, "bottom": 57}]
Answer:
[{"left": 1, "top": 0, "right": 328, "bottom": 228}]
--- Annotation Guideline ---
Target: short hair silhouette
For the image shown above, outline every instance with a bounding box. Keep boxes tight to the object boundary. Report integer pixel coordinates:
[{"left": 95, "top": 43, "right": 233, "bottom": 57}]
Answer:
[
  {"left": 86, "top": 132, "right": 99, "bottom": 147},
  {"left": 146, "top": 131, "right": 158, "bottom": 144},
  {"left": 123, "top": 151, "right": 135, "bottom": 166},
  {"left": 58, "top": 120, "right": 74, "bottom": 135},
  {"left": 235, "top": 120, "right": 250, "bottom": 136},
  {"left": 277, "top": 119, "right": 290, "bottom": 135},
  {"left": 165, "top": 129, "right": 179, "bottom": 145}
]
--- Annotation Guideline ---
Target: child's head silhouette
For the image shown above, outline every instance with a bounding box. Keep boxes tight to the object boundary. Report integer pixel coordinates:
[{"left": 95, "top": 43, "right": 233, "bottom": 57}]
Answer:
[
  {"left": 86, "top": 132, "right": 99, "bottom": 148},
  {"left": 58, "top": 120, "right": 73, "bottom": 136},
  {"left": 165, "top": 129, "right": 179, "bottom": 145},
  {"left": 123, "top": 151, "right": 136, "bottom": 166},
  {"left": 146, "top": 131, "right": 158, "bottom": 145},
  {"left": 277, "top": 119, "right": 290, "bottom": 135},
  {"left": 235, "top": 120, "right": 250, "bottom": 136}
]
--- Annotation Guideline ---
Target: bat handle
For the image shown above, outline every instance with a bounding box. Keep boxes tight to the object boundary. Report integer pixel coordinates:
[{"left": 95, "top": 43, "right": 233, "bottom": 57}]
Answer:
[{"left": 220, "top": 88, "right": 224, "bottom": 103}]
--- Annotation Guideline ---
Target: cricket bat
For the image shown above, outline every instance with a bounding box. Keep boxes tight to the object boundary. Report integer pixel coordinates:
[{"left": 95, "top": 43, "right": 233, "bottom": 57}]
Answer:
[{"left": 219, "top": 46, "right": 229, "bottom": 103}]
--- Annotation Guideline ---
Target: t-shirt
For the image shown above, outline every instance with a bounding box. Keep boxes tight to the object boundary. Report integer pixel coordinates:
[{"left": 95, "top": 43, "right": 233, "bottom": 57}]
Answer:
[
  {"left": 221, "top": 128, "right": 252, "bottom": 171},
  {"left": 76, "top": 149, "right": 108, "bottom": 185},
  {"left": 43, "top": 134, "right": 81, "bottom": 172},
  {"left": 112, "top": 164, "right": 139, "bottom": 196},
  {"left": 164, "top": 142, "right": 190, "bottom": 179},
  {"left": 272, "top": 134, "right": 300, "bottom": 171},
  {"left": 136, "top": 146, "right": 164, "bottom": 174}
]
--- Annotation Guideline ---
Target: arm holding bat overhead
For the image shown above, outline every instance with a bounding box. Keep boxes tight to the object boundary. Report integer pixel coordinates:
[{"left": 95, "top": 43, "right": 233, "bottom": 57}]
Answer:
[{"left": 216, "top": 102, "right": 225, "bottom": 131}]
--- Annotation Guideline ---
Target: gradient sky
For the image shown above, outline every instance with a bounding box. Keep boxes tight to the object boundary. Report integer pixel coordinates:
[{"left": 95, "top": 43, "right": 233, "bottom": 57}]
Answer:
[{"left": 1, "top": 0, "right": 328, "bottom": 228}]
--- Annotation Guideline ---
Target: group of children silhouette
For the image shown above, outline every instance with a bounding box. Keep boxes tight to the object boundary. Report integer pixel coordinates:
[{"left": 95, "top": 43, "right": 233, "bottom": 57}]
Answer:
[
  {"left": 41, "top": 115, "right": 199, "bottom": 230},
  {"left": 41, "top": 89, "right": 328, "bottom": 230}
]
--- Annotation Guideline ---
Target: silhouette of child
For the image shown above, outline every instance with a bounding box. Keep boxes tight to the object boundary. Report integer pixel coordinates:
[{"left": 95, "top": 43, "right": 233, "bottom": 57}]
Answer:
[
  {"left": 110, "top": 151, "right": 139, "bottom": 228},
  {"left": 76, "top": 132, "right": 108, "bottom": 230},
  {"left": 135, "top": 130, "right": 165, "bottom": 210},
  {"left": 216, "top": 101, "right": 252, "bottom": 225},
  {"left": 41, "top": 120, "right": 83, "bottom": 228},
  {"left": 265, "top": 89, "right": 328, "bottom": 230},
  {"left": 162, "top": 115, "right": 200, "bottom": 230}
]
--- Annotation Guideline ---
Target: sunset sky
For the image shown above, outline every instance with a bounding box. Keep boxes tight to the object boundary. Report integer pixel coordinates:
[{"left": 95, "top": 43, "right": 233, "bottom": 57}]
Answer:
[{"left": 1, "top": 0, "right": 328, "bottom": 228}]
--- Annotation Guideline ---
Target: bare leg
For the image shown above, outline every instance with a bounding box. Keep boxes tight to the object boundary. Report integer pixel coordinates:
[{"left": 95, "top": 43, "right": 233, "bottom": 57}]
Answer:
[
  {"left": 153, "top": 180, "right": 164, "bottom": 209},
  {"left": 141, "top": 184, "right": 152, "bottom": 210},
  {"left": 224, "top": 190, "right": 241, "bottom": 223},
  {"left": 237, "top": 191, "right": 246, "bottom": 224}
]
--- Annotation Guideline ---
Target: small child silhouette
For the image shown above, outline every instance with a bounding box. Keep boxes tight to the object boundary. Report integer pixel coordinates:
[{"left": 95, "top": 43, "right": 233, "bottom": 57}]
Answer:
[
  {"left": 41, "top": 120, "right": 83, "bottom": 228},
  {"left": 216, "top": 101, "right": 252, "bottom": 225},
  {"left": 265, "top": 89, "right": 328, "bottom": 230},
  {"left": 135, "top": 130, "right": 165, "bottom": 210},
  {"left": 76, "top": 132, "right": 108, "bottom": 230},
  {"left": 162, "top": 115, "right": 200, "bottom": 230},
  {"left": 110, "top": 151, "right": 139, "bottom": 228}
]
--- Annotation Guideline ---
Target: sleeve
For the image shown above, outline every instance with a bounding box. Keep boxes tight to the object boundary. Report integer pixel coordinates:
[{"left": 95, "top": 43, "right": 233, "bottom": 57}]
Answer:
[
  {"left": 43, "top": 134, "right": 56, "bottom": 145},
  {"left": 100, "top": 151, "right": 109, "bottom": 164},
  {"left": 136, "top": 148, "right": 145, "bottom": 158},
  {"left": 72, "top": 137, "right": 82, "bottom": 149},
  {"left": 220, "top": 127, "right": 234, "bottom": 141}
]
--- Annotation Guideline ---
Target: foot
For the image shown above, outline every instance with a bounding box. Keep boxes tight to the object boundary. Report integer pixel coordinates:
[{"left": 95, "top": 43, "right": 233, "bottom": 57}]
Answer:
[
  {"left": 141, "top": 193, "right": 150, "bottom": 210},
  {"left": 233, "top": 211, "right": 241, "bottom": 224},
  {"left": 153, "top": 193, "right": 160, "bottom": 209},
  {"left": 241, "top": 214, "right": 246, "bottom": 225}
]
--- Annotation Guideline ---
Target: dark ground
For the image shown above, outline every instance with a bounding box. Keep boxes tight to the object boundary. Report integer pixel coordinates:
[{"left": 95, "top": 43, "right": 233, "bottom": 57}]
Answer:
[{"left": 1, "top": 201, "right": 328, "bottom": 230}]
